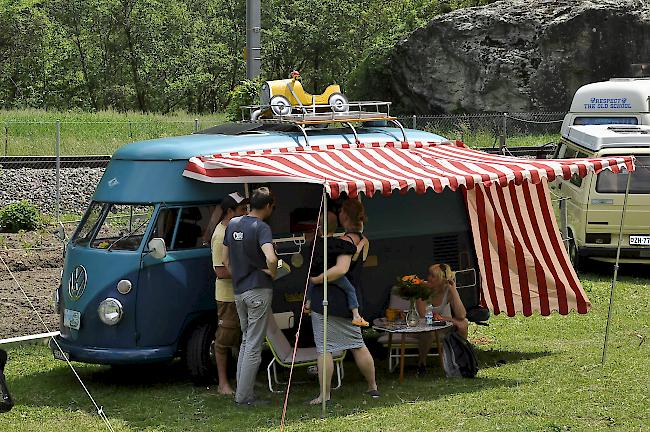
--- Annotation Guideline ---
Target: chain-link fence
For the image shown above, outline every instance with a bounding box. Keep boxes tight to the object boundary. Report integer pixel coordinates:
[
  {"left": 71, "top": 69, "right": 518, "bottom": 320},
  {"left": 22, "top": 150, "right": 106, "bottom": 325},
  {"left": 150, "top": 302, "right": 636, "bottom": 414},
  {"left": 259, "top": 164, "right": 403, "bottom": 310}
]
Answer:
[
  {"left": 1, "top": 119, "right": 209, "bottom": 158},
  {"left": 397, "top": 112, "right": 565, "bottom": 149},
  {"left": 2, "top": 112, "right": 566, "bottom": 158},
  {"left": 0, "top": 112, "right": 566, "bottom": 219},
  {"left": 0, "top": 118, "right": 217, "bottom": 227}
]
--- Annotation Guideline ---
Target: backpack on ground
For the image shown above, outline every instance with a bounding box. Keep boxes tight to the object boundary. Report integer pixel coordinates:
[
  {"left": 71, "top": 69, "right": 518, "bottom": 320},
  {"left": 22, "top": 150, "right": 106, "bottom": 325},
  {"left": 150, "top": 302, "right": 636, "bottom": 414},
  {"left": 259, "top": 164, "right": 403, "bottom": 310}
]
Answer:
[{"left": 442, "top": 331, "right": 479, "bottom": 378}]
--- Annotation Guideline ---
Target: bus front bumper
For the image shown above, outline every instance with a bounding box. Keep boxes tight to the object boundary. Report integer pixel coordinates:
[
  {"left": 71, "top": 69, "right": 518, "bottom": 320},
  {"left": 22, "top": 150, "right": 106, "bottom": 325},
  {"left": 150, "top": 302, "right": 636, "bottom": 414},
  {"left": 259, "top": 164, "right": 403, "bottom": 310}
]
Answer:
[
  {"left": 579, "top": 246, "right": 650, "bottom": 262},
  {"left": 50, "top": 336, "right": 177, "bottom": 365}
]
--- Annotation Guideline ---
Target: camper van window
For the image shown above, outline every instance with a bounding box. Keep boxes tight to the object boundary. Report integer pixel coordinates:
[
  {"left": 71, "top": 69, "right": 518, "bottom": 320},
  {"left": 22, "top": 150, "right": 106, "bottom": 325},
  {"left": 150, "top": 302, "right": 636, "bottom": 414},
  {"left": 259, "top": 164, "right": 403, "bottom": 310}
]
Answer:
[
  {"left": 149, "top": 207, "right": 179, "bottom": 248},
  {"left": 90, "top": 204, "right": 154, "bottom": 250},
  {"left": 173, "top": 205, "right": 216, "bottom": 249},
  {"left": 562, "top": 147, "right": 579, "bottom": 159},
  {"left": 149, "top": 205, "right": 216, "bottom": 251},
  {"left": 573, "top": 117, "right": 638, "bottom": 126},
  {"left": 596, "top": 156, "right": 650, "bottom": 194},
  {"left": 568, "top": 151, "right": 589, "bottom": 187},
  {"left": 73, "top": 202, "right": 105, "bottom": 246}
]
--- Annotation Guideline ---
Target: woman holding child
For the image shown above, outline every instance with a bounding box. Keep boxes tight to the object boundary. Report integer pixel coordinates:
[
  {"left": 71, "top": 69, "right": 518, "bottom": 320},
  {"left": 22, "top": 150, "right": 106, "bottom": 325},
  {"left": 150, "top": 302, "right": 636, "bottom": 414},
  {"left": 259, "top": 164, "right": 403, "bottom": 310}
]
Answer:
[{"left": 307, "top": 199, "right": 379, "bottom": 404}]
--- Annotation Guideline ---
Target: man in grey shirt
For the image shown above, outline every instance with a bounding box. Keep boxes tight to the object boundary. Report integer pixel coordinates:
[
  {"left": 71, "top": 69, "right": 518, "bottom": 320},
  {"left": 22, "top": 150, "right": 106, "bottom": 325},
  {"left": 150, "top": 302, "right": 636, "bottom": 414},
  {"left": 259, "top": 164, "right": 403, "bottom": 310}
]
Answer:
[{"left": 223, "top": 187, "right": 278, "bottom": 406}]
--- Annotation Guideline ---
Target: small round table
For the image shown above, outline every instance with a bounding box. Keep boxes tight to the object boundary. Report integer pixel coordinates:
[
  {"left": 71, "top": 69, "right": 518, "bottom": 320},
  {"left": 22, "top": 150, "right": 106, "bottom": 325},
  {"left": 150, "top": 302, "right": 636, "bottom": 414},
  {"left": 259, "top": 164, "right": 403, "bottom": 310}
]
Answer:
[{"left": 373, "top": 318, "right": 453, "bottom": 383}]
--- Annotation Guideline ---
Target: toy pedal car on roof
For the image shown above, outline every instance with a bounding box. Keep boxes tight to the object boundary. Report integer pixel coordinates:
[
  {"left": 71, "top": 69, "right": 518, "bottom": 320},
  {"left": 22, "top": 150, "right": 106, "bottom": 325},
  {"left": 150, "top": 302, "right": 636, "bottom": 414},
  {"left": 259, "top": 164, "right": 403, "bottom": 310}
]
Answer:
[{"left": 258, "top": 71, "right": 349, "bottom": 118}]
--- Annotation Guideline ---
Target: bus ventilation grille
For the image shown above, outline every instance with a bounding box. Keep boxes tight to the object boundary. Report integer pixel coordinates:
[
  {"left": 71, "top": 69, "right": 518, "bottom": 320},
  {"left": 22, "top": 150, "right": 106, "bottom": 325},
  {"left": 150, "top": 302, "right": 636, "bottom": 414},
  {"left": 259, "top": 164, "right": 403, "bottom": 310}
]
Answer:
[{"left": 433, "top": 235, "right": 460, "bottom": 270}]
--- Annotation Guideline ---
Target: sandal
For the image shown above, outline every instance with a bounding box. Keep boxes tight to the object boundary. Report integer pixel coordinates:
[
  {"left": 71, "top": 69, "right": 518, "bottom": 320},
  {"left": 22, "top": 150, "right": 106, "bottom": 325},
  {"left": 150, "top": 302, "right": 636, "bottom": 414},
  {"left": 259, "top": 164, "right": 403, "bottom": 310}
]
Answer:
[
  {"left": 366, "top": 389, "right": 381, "bottom": 399},
  {"left": 352, "top": 317, "right": 369, "bottom": 327}
]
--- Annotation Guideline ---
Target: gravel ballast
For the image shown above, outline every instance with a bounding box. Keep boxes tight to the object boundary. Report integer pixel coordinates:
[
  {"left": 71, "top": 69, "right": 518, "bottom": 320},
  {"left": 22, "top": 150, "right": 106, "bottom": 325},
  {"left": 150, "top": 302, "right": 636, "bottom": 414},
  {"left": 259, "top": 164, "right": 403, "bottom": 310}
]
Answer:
[{"left": 0, "top": 167, "right": 104, "bottom": 215}]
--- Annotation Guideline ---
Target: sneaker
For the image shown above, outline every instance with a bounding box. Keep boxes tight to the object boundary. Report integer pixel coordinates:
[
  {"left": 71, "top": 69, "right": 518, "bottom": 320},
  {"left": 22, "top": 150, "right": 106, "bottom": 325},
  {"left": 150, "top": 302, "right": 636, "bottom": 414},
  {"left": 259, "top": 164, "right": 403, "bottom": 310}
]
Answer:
[
  {"left": 417, "top": 364, "right": 427, "bottom": 377},
  {"left": 366, "top": 389, "right": 381, "bottom": 399},
  {"left": 235, "top": 398, "right": 270, "bottom": 408}
]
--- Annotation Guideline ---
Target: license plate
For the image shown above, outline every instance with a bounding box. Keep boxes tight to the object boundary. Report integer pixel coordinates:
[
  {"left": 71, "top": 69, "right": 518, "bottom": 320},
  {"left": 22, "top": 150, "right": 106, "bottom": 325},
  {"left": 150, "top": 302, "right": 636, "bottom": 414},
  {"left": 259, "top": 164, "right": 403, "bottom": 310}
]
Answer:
[
  {"left": 52, "top": 348, "right": 69, "bottom": 361},
  {"left": 630, "top": 235, "right": 650, "bottom": 246},
  {"left": 64, "top": 309, "right": 81, "bottom": 330}
]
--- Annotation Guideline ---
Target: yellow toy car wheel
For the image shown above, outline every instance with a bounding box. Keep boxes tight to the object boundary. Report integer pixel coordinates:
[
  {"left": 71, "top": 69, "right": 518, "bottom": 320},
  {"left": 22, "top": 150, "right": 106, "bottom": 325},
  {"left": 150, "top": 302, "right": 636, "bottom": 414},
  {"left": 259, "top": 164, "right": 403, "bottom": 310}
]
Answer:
[
  {"left": 270, "top": 95, "right": 292, "bottom": 116},
  {"left": 328, "top": 93, "right": 349, "bottom": 113}
]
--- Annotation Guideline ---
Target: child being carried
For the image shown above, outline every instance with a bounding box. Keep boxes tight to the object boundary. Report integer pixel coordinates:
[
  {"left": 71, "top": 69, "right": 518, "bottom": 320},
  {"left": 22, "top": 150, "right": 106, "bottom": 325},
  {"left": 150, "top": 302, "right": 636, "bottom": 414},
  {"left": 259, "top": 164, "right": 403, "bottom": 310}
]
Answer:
[{"left": 304, "top": 213, "right": 369, "bottom": 327}]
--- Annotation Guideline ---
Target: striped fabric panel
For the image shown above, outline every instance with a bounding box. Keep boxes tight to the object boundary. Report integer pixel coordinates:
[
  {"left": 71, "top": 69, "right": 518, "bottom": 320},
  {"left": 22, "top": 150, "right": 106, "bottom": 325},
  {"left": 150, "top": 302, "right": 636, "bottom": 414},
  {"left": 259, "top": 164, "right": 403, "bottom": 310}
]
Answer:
[
  {"left": 183, "top": 141, "right": 634, "bottom": 199},
  {"left": 464, "top": 180, "right": 590, "bottom": 316}
]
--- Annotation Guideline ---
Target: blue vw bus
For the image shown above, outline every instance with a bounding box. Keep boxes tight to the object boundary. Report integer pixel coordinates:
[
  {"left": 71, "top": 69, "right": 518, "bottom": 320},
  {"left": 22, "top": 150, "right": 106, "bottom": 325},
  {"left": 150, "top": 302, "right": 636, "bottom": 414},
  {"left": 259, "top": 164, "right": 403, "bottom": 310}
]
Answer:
[{"left": 51, "top": 123, "right": 485, "bottom": 383}]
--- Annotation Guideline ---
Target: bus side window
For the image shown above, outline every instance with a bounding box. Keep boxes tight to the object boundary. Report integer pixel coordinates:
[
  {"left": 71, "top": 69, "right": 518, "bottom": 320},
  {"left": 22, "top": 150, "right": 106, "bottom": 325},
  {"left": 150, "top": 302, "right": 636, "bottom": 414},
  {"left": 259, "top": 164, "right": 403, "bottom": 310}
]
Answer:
[
  {"left": 563, "top": 147, "right": 579, "bottom": 159},
  {"left": 174, "top": 205, "right": 216, "bottom": 250},
  {"left": 569, "top": 174, "right": 583, "bottom": 187},
  {"left": 569, "top": 151, "right": 590, "bottom": 187},
  {"left": 150, "top": 208, "right": 179, "bottom": 249}
]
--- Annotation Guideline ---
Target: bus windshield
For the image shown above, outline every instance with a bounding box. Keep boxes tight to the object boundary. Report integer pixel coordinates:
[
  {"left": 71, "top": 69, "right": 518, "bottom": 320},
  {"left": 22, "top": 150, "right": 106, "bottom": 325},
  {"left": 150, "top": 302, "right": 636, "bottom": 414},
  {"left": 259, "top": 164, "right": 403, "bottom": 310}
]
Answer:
[
  {"left": 573, "top": 117, "right": 639, "bottom": 126},
  {"left": 73, "top": 203, "right": 155, "bottom": 250}
]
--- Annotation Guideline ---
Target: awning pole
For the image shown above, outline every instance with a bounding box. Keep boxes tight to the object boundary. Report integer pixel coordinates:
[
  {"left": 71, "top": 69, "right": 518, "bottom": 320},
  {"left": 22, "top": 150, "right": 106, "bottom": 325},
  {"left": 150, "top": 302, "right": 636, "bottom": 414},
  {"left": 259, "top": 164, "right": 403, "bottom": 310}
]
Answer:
[
  {"left": 601, "top": 170, "right": 632, "bottom": 365},
  {"left": 321, "top": 187, "right": 328, "bottom": 417}
]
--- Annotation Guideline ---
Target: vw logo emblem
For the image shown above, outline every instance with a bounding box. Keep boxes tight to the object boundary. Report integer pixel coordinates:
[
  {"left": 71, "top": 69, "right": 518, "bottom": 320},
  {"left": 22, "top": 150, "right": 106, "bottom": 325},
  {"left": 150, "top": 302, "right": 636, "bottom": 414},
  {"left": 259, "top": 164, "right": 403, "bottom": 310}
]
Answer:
[{"left": 68, "top": 265, "right": 88, "bottom": 301}]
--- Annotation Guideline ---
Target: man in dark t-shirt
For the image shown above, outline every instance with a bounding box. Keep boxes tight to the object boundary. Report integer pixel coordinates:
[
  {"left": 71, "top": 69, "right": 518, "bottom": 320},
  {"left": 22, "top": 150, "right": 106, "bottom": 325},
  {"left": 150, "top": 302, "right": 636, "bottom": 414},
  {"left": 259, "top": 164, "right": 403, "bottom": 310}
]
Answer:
[{"left": 223, "top": 187, "right": 277, "bottom": 406}]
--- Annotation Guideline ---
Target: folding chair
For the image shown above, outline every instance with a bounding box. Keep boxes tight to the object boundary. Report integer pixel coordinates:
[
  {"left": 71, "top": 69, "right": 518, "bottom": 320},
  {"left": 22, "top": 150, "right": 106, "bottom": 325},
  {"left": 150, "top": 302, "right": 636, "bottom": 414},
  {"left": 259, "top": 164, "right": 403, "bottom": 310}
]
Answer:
[{"left": 265, "top": 312, "right": 346, "bottom": 393}]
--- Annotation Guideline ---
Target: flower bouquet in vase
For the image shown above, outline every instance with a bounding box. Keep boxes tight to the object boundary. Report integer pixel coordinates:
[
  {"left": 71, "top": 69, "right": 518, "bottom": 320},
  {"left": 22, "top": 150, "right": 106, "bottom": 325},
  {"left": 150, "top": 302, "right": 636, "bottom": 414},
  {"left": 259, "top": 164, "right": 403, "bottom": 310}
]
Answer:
[{"left": 393, "top": 275, "right": 431, "bottom": 327}]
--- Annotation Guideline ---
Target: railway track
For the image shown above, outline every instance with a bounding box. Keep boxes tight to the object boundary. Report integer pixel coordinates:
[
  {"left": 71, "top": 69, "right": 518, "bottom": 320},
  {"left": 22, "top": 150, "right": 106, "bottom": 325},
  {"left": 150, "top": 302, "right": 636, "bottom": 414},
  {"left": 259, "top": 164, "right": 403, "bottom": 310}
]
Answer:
[
  {"left": 0, "top": 155, "right": 111, "bottom": 169},
  {"left": 0, "top": 144, "right": 556, "bottom": 170}
]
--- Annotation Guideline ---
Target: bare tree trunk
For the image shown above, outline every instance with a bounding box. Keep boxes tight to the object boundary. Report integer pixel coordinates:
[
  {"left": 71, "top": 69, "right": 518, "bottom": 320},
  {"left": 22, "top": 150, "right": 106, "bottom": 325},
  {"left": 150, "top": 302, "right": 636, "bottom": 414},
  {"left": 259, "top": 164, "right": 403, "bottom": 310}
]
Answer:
[
  {"left": 72, "top": 22, "right": 98, "bottom": 110},
  {"left": 121, "top": 0, "right": 147, "bottom": 112}
]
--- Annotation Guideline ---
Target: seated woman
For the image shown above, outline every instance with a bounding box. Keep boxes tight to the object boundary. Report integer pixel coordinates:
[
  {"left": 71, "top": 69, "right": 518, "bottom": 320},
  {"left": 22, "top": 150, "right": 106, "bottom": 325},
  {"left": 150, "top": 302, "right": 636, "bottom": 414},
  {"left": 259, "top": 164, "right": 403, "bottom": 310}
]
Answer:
[
  {"left": 308, "top": 204, "right": 379, "bottom": 404},
  {"left": 416, "top": 263, "right": 469, "bottom": 374}
]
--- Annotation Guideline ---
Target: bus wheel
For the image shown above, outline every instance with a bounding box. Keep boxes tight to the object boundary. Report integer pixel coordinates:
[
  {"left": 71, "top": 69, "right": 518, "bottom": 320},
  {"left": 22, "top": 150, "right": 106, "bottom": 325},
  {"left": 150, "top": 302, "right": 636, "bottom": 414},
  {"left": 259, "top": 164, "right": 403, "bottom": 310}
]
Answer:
[
  {"left": 185, "top": 322, "right": 218, "bottom": 385},
  {"left": 568, "top": 239, "right": 581, "bottom": 271}
]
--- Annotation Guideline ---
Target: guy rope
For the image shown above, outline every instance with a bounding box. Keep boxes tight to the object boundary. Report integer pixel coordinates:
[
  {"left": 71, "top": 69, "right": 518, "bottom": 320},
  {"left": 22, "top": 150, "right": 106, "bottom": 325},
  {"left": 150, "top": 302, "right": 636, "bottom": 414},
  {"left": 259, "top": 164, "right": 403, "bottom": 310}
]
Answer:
[{"left": 0, "top": 254, "right": 115, "bottom": 432}]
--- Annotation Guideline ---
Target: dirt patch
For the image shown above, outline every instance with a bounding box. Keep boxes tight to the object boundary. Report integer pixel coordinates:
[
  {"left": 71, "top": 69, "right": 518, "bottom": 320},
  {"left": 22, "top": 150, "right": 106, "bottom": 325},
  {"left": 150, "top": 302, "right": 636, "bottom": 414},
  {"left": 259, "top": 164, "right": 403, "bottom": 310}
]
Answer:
[
  {"left": 0, "top": 267, "right": 60, "bottom": 339},
  {"left": 0, "top": 231, "right": 63, "bottom": 339}
]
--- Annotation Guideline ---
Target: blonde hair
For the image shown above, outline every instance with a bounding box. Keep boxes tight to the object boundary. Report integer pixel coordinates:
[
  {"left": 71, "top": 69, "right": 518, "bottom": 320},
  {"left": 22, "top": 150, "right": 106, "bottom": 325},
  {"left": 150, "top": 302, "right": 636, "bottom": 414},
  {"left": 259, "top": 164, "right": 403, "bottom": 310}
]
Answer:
[{"left": 430, "top": 263, "right": 455, "bottom": 283}]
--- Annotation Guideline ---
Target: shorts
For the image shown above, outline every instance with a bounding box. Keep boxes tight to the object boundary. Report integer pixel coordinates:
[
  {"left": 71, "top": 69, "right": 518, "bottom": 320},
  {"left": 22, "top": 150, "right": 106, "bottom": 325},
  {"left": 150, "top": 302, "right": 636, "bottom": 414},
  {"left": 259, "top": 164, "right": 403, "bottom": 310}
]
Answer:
[{"left": 214, "top": 301, "right": 242, "bottom": 355}]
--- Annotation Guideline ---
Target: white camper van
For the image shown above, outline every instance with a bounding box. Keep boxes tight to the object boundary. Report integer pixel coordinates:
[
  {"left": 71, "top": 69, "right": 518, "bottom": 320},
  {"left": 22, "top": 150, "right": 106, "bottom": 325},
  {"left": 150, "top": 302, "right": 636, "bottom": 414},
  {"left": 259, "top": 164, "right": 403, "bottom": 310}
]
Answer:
[
  {"left": 554, "top": 78, "right": 650, "bottom": 267},
  {"left": 561, "top": 78, "right": 650, "bottom": 136},
  {"left": 552, "top": 125, "right": 650, "bottom": 267}
]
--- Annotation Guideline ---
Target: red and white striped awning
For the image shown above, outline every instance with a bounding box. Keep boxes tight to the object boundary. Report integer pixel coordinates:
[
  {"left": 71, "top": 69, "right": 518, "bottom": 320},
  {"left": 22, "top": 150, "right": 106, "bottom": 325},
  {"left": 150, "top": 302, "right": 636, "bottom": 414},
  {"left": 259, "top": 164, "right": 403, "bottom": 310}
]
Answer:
[
  {"left": 183, "top": 141, "right": 634, "bottom": 198},
  {"left": 465, "top": 181, "right": 590, "bottom": 316},
  {"left": 184, "top": 141, "right": 635, "bottom": 316}
]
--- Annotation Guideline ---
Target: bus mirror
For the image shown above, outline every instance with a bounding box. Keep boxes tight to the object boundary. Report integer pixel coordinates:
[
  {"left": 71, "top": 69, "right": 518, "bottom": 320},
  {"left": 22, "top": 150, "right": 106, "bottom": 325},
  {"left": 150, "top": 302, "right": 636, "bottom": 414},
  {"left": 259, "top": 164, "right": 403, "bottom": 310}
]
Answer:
[{"left": 148, "top": 238, "right": 167, "bottom": 259}]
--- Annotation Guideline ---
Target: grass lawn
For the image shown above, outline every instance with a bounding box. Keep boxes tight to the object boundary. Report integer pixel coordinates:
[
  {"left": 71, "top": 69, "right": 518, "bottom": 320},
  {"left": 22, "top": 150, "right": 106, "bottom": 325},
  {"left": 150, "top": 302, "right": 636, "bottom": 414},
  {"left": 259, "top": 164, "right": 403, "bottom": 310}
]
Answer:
[
  {"left": 0, "top": 109, "right": 555, "bottom": 156},
  {"left": 0, "top": 267, "right": 648, "bottom": 432},
  {"left": 0, "top": 109, "right": 226, "bottom": 156}
]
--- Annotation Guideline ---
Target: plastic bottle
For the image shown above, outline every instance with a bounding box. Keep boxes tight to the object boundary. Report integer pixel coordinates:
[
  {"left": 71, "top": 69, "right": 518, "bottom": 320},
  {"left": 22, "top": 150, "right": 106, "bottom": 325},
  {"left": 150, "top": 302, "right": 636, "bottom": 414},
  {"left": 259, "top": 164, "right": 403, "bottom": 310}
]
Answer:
[{"left": 425, "top": 304, "right": 434, "bottom": 326}]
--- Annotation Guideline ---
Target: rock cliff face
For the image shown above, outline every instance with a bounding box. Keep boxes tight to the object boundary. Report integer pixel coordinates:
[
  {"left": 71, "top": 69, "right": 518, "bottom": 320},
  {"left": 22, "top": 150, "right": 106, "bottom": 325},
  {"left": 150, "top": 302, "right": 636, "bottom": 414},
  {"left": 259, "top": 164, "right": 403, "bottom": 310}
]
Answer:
[{"left": 391, "top": 0, "right": 650, "bottom": 113}]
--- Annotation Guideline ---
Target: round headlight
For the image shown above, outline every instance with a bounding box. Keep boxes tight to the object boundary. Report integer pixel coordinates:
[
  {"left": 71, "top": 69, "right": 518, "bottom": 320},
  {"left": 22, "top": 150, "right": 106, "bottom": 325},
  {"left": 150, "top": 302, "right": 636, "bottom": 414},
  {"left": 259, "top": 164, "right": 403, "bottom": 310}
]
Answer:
[
  {"left": 98, "top": 298, "right": 123, "bottom": 326},
  {"left": 117, "top": 279, "right": 132, "bottom": 295}
]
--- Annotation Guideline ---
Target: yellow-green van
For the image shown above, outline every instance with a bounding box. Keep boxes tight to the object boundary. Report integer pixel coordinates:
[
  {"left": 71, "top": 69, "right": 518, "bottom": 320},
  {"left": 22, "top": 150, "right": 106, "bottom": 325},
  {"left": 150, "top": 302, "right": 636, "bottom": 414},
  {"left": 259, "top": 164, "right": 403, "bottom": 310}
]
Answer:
[{"left": 551, "top": 125, "right": 650, "bottom": 267}]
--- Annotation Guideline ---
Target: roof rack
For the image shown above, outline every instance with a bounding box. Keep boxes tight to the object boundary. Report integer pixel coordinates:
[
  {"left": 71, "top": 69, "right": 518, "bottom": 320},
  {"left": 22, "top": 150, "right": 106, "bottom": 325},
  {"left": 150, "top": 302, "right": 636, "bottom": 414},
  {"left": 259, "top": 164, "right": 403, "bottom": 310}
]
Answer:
[{"left": 240, "top": 101, "right": 406, "bottom": 147}]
